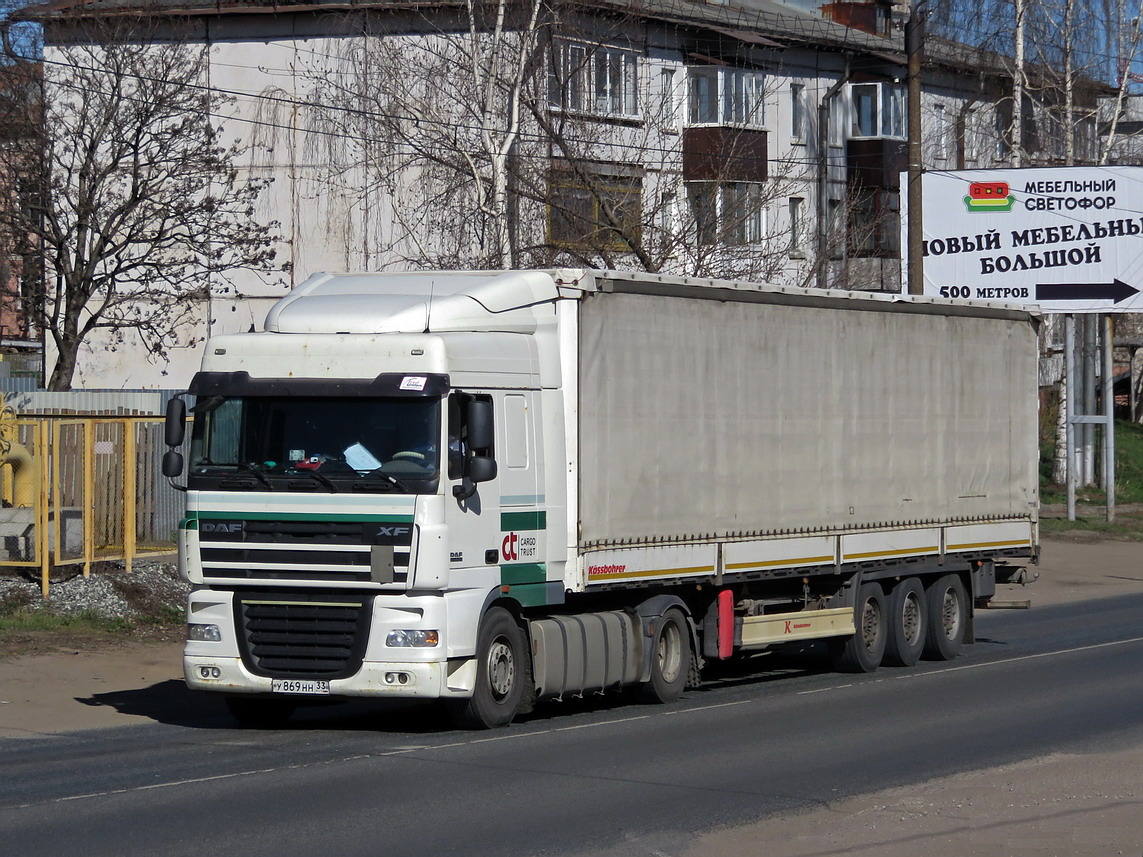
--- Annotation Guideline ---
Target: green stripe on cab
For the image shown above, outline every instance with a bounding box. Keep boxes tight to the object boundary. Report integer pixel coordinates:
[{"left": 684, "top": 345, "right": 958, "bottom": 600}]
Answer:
[
  {"left": 501, "top": 563, "right": 546, "bottom": 586},
  {"left": 501, "top": 511, "right": 546, "bottom": 531}
]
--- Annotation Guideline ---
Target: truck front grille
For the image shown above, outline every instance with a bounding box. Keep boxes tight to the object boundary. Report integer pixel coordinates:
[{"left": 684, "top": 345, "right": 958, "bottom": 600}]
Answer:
[
  {"left": 234, "top": 592, "right": 372, "bottom": 679},
  {"left": 199, "top": 517, "right": 411, "bottom": 586}
]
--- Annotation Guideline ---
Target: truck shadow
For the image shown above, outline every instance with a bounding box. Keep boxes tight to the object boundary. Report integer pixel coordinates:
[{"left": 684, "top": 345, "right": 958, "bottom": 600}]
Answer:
[
  {"left": 76, "top": 680, "right": 232, "bottom": 729},
  {"left": 76, "top": 680, "right": 460, "bottom": 732},
  {"left": 73, "top": 646, "right": 841, "bottom": 734}
]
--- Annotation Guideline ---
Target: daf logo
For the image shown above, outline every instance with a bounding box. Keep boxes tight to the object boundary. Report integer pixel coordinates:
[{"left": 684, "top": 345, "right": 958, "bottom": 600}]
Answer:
[{"left": 201, "top": 521, "right": 244, "bottom": 534}]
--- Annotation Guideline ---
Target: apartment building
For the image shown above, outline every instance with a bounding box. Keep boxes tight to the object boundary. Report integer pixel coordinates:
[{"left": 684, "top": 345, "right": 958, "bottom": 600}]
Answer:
[{"left": 29, "top": 0, "right": 1100, "bottom": 386}]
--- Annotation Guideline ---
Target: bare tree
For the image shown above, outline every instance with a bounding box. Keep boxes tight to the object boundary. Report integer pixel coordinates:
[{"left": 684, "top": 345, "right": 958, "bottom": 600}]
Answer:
[
  {"left": 0, "top": 18, "right": 281, "bottom": 389},
  {"left": 310, "top": 0, "right": 544, "bottom": 270}
]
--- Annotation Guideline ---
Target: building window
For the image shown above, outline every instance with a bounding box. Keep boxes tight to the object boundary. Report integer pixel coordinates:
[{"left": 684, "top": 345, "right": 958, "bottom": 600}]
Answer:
[
  {"left": 548, "top": 172, "right": 642, "bottom": 249},
  {"left": 789, "top": 196, "right": 804, "bottom": 255},
  {"left": 829, "top": 95, "right": 845, "bottom": 146},
  {"left": 881, "top": 84, "right": 904, "bottom": 137},
  {"left": 658, "top": 190, "right": 677, "bottom": 243},
  {"left": 852, "top": 84, "right": 877, "bottom": 136},
  {"left": 848, "top": 82, "right": 905, "bottom": 139},
  {"left": 934, "top": 103, "right": 949, "bottom": 160},
  {"left": 725, "top": 183, "right": 765, "bottom": 245},
  {"left": 828, "top": 198, "right": 844, "bottom": 259},
  {"left": 688, "top": 182, "right": 765, "bottom": 246},
  {"left": 549, "top": 43, "right": 639, "bottom": 118},
  {"left": 687, "top": 67, "right": 766, "bottom": 128},
  {"left": 688, "top": 68, "right": 718, "bottom": 124},
  {"left": 791, "top": 83, "right": 805, "bottom": 140},
  {"left": 994, "top": 101, "right": 1011, "bottom": 160},
  {"left": 658, "top": 68, "right": 677, "bottom": 126},
  {"left": 962, "top": 106, "right": 977, "bottom": 163},
  {"left": 849, "top": 190, "right": 900, "bottom": 257}
]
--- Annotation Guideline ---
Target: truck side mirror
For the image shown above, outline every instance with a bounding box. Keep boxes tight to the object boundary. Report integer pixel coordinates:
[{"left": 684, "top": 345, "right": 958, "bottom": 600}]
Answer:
[
  {"left": 162, "top": 449, "right": 184, "bottom": 478},
  {"left": 466, "top": 399, "right": 494, "bottom": 451},
  {"left": 468, "top": 455, "right": 496, "bottom": 484},
  {"left": 451, "top": 395, "right": 497, "bottom": 501},
  {"left": 165, "top": 397, "right": 187, "bottom": 447},
  {"left": 453, "top": 455, "right": 498, "bottom": 500}
]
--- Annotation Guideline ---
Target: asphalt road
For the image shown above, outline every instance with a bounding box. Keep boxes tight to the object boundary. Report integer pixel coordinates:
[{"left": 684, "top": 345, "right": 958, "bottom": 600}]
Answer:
[{"left": 2, "top": 593, "right": 1142, "bottom": 857}]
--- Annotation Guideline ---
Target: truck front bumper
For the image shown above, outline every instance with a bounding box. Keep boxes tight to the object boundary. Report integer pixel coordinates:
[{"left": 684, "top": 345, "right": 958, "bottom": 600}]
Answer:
[{"left": 184, "top": 654, "right": 477, "bottom": 699}]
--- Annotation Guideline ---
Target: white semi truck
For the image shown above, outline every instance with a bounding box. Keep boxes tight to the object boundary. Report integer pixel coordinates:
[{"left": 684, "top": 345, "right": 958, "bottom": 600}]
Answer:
[{"left": 163, "top": 269, "right": 1040, "bottom": 729}]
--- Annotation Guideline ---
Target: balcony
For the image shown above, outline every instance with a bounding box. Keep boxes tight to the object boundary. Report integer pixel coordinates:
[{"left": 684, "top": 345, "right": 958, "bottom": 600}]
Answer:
[{"left": 682, "top": 127, "right": 768, "bottom": 183}]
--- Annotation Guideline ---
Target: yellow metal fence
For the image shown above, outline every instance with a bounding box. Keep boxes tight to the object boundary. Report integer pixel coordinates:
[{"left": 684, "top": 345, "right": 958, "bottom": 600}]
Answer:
[{"left": 0, "top": 412, "right": 180, "bottom": 596}]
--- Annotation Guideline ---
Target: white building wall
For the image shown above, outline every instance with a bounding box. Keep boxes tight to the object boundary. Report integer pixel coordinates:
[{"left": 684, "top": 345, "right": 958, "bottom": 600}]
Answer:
[{"left": 50, "top": 11, "right": 1021, "bottom": 388}]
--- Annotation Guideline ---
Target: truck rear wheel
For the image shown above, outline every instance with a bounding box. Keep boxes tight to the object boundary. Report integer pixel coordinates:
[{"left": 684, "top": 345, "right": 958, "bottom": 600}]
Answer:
[
  {"left": 640, "top": 608, "right": 690, "bottom": 704},
  {"left": 924, "top": 574, "right": 967, "bottom": 661},
  {"left": 830, "top": 582, "right": 887, "bottom": 673},
  {"left": 884, "top": 577, "right": 926, "bottom": 667},
  {"left": 447, "top": 607, "right": 528, "bottom": 729},
  {"left": 224, "top": 696, "right": 296, "bottom": 728}
]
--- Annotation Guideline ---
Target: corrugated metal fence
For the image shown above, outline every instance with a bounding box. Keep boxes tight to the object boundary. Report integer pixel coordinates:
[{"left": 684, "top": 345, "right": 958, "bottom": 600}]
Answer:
[{"left": 0, "top": 391, "right": 185, "bottom": 596}]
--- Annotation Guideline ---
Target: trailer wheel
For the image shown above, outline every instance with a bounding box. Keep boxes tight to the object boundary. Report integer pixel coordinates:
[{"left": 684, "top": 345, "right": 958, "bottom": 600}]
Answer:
[
  {"left": 447, "top": 607, "right": 528, "bottom": 729},
  {"left": 224, "top": 696, "right": 296, "bottom": 728},
  {"left": 640, "top": 608, "right": 690, "bottom": 704},
  {"left": 924, "top": 574, "right": 967, "bottom": 661},
  {"left": 830, "top": 582, "right": 887, "bottom": 673},
  {"left": 884, "top": 577, "right": 926, "bottom": 667}
]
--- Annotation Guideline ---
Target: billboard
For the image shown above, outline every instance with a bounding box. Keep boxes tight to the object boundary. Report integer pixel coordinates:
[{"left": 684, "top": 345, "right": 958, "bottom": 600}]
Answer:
[{"left": 910, "top": 166, "right": 1143, "bottom": 313}]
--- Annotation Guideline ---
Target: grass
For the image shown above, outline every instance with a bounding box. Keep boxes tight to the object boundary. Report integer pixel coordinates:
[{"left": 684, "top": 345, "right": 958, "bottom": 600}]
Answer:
[
  {"left": 1039, "top": 515, "right": 1143, "bottom": 540},
  {"left": 1038, "top": 419, "right": 1143, "bottom": 539},
  {"left": 0, "top": 606, "right": 135, "bottom": 635},
  {"left": 1040, "top": 420, "right": 1143, "bottom": 507}
]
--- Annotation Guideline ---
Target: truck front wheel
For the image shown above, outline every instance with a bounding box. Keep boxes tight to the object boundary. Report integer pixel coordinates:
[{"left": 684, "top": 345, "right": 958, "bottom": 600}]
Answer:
[
  {"left": 640, "top": 608, "right": 690, "bottom": 704},
  {"left": 447, "top": 607, "right": 529, "bottom": 729}
]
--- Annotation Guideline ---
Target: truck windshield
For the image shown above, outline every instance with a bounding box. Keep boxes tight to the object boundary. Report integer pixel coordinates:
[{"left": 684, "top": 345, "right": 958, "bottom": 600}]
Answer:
[{"left": 188, "top": 396, "right": 441, "bottom": 494}]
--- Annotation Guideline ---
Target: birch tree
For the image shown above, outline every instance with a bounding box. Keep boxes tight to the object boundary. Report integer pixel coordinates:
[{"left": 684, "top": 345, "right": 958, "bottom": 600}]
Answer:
[{"left": 312, "top": 0, "right": 545, "bottom": 269}]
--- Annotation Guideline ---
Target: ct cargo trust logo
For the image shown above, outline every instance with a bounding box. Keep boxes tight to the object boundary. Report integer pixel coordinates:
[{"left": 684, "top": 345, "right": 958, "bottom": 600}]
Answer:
[
  {"left": 501, "top": 532, "right": 538, "bottom": 562},
  {"left": 963, "top": 181, "right": 1014, "bottom": 212}
]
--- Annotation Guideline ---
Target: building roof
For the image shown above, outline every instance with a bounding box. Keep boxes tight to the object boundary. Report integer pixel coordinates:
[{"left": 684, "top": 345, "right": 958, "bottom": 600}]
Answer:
[{"left": 22, "top": 0, "right": 906, "bottom": 60}]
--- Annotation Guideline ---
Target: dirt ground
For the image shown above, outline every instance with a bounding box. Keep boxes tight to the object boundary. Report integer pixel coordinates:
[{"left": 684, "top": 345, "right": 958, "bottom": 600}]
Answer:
[{"left": 2, "top": 538, "right": 1142, "bottom": 855}]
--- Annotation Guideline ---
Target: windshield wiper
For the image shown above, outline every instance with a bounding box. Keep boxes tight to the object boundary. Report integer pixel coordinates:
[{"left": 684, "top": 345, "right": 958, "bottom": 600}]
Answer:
[
  {"left": 358, "top": 470, "right": 414, "bottom": 494},
  {"left": 287, "top": 468, "right": 340, "bottom": 493},
  {"left": 201, "top": 462, "right": 275, "bottom": 490}
]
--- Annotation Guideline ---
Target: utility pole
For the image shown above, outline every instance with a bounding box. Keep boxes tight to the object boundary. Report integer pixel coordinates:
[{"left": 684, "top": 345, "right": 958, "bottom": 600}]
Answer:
[{"left": 906, "top": 4, "right": 925, "bottom": 295}]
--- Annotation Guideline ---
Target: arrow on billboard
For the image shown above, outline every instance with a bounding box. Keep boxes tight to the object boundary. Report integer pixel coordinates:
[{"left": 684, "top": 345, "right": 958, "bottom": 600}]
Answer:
[{"left": 1035, "top": 279, "right": 1139, "bottom": 304}]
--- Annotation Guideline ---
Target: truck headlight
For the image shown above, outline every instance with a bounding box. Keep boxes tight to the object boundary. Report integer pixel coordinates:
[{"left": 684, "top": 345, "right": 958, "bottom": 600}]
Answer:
[
  {"left": 187, "top": 623, "right": 222, "bottom": 642},
  {"left": 386, "top": 629, "right": 439, "bottom": 647}
]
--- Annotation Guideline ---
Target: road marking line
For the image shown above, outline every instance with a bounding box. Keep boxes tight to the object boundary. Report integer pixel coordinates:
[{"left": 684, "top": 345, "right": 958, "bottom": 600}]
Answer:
[
  {"left": 666, "top": 700, "right": 751, "bottom": 715},
  {"left": 796, "top": 636, "right": 1143, "bottom": 695},
  {"left": 557, "top": 715, "right": 651, "bottom": 731},
  {"left": 896, "top": 636, "right": 1143, "bottom": 679}
]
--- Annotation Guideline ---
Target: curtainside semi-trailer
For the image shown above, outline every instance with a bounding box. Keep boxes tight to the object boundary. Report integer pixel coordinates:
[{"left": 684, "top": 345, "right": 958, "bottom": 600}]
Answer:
[{"left": 163, "top": 269, "right": 1040, "bottom": 728}]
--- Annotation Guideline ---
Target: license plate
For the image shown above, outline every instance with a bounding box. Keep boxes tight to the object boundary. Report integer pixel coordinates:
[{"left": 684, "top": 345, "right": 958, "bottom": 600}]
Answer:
[{"left": 271, "top": 679, "right": 330, "bottom": 695}]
